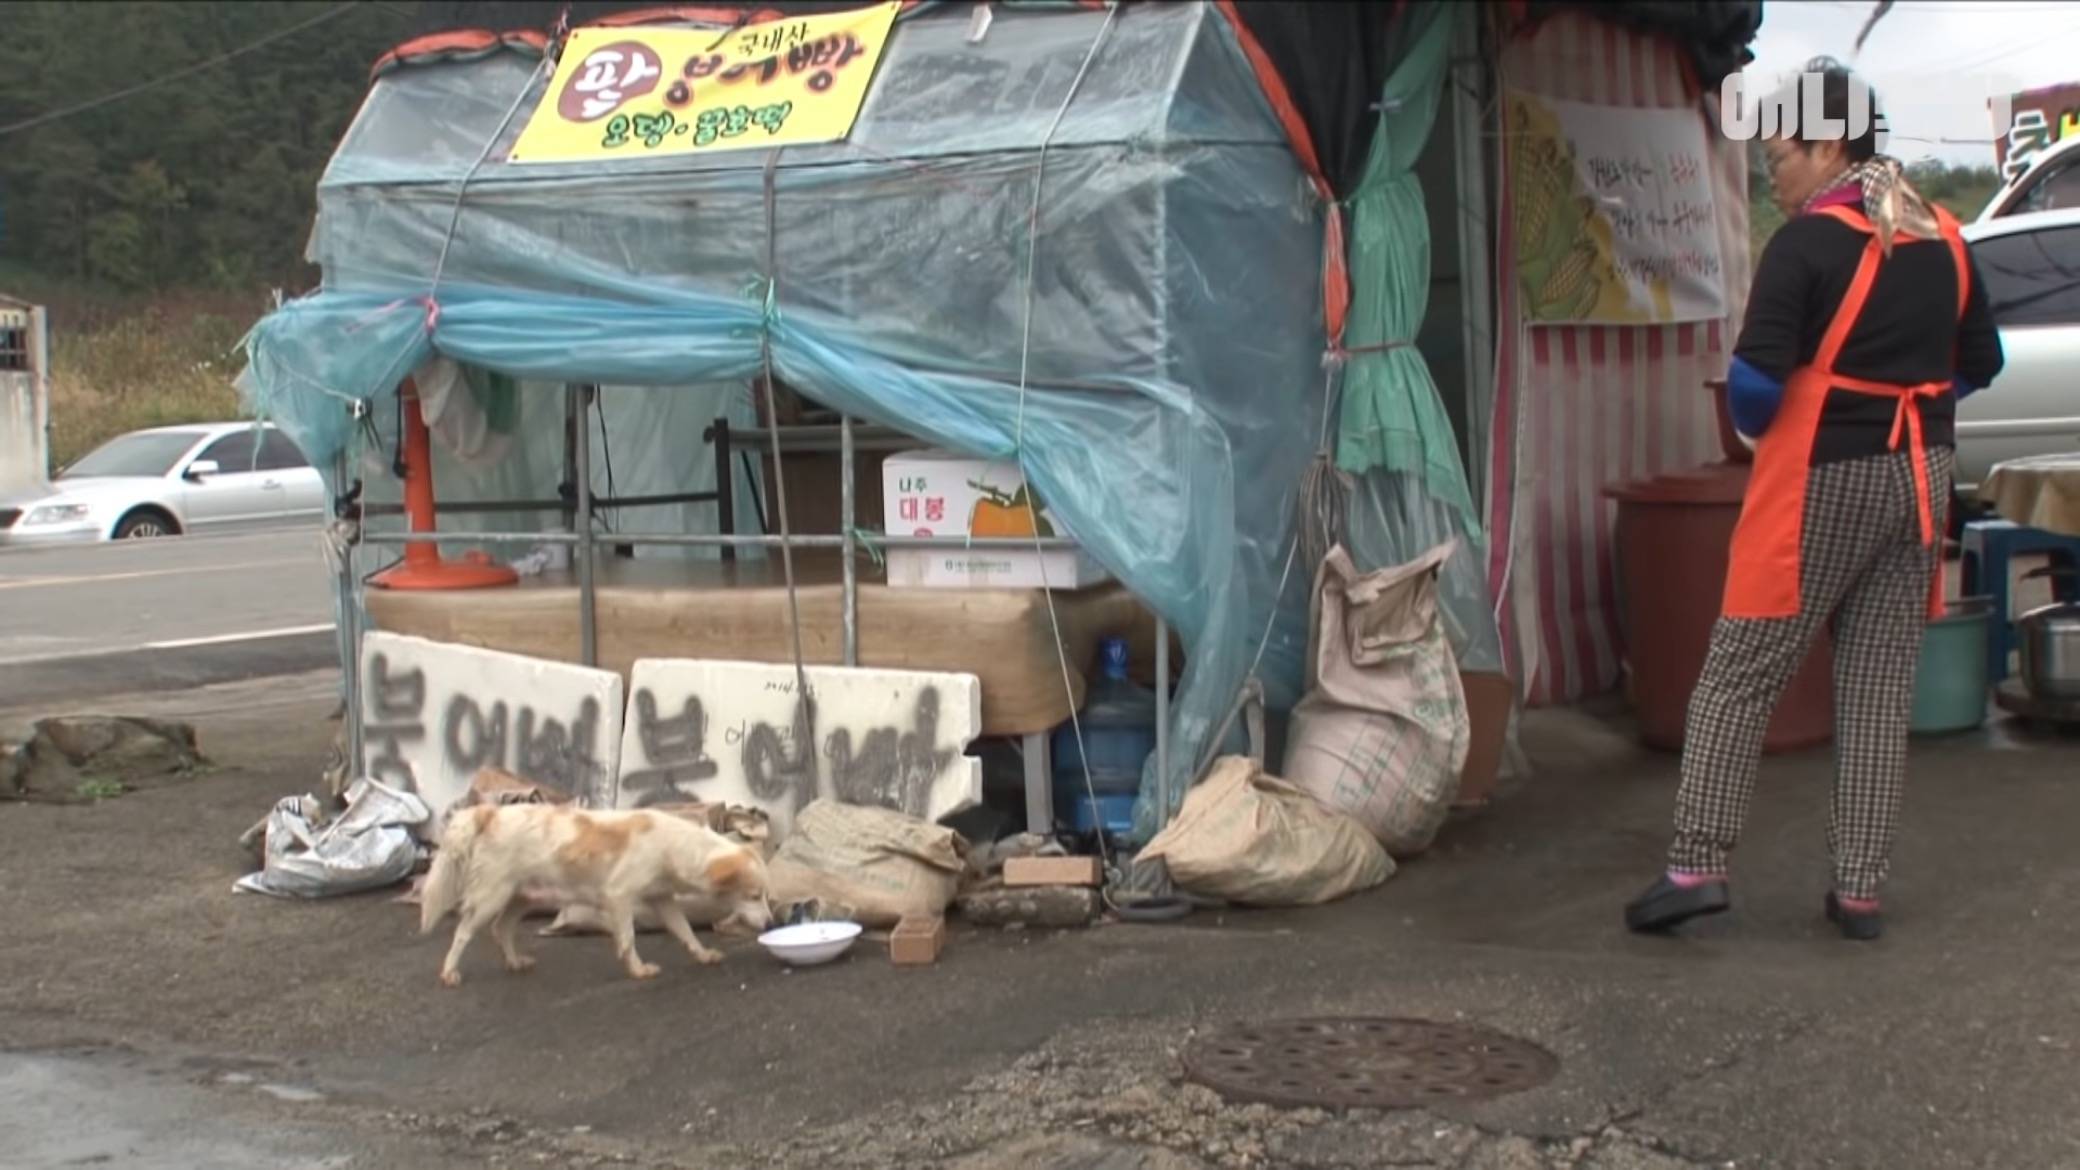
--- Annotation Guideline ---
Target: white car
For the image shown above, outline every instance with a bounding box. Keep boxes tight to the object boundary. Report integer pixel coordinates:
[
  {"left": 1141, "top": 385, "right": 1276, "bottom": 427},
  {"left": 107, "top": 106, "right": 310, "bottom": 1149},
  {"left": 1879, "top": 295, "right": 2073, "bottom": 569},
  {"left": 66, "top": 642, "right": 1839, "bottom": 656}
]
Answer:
[
  {"left": 1955, "top": 206, "right": 2080, "bottom": 497},
  {"left": 0, "top": 422, "right": 327, "bottom": 545},
  {"left": 1980, "top": 132, "right": 2080, "bottom": 222}
]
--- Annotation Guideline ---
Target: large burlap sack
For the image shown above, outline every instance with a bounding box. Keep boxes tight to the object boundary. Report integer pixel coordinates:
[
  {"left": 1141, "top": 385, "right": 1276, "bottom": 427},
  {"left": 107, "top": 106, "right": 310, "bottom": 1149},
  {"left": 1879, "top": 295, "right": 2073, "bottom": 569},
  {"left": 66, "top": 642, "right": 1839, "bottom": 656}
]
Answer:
[
  {"left": 1283, "top": 542, "right": 1470, "bottom": 856},
  {"left": 765, "top": 799, "right": 968, "bottom": 927},
  {"left": 1139, "top": 756, "right": 1392, "bottom": 906}
]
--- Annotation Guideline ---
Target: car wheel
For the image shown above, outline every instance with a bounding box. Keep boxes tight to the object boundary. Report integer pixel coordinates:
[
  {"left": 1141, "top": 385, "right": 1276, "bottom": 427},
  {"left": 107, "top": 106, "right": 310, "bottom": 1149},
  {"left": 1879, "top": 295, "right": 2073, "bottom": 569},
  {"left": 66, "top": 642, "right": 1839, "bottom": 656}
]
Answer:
[{"left": 114, "top": 510, "right": 176, "bottom": 540}]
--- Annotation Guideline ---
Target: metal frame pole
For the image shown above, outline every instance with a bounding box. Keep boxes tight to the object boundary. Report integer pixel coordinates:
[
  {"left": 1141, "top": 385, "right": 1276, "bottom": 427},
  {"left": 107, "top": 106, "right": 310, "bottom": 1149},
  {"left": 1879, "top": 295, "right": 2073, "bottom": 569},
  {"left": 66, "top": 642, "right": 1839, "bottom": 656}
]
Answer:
[
  {"left": 712, "top": 417, "right": 736, "bottom": 564},
  {"left": 337, "top": 447, "right": 365, "bottom": 785},
  {"left": 840, "top": 412, "right": 859, "bottom": 666},
  {"left": 365, "top": 531, "right": 1078, "bottom": 550},
  {"left": 1154, "top": 614, "right": 1169, "bottom": 825},
  {"left": 574, "top": 383, "right": 598, "bottom": 667}
]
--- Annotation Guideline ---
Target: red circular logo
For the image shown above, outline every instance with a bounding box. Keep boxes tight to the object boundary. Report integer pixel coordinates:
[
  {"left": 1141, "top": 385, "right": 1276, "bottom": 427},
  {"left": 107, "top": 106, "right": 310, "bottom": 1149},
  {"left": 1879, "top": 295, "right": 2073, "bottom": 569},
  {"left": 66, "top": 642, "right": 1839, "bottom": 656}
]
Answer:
[{"left": 556, "top": 42, "right": 664, "bottom": 123}]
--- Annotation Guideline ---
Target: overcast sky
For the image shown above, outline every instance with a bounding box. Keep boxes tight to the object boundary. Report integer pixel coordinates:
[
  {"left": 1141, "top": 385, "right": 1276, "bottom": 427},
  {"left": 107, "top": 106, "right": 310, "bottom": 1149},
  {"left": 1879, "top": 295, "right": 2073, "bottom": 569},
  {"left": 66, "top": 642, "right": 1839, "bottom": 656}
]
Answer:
[{"left": 1748, "top": 0, "right": 2080, "bottom": 167}]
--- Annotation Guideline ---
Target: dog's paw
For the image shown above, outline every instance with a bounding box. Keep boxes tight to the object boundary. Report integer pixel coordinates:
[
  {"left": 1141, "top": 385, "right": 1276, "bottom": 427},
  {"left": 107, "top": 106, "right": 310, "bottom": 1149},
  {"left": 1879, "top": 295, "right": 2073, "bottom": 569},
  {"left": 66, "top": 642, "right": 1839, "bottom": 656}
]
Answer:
[
  {"left": 505, "top": 955, "right": 537, "bottom": 974},
  {"left": 439, "top": 969, "right": 464, "bottom": 989},
  {"left": 692, "top": 949, "right": 725, "bottom": 966},
  {"left": 629, "top": 961, "right": 662, "bottom": 980}
]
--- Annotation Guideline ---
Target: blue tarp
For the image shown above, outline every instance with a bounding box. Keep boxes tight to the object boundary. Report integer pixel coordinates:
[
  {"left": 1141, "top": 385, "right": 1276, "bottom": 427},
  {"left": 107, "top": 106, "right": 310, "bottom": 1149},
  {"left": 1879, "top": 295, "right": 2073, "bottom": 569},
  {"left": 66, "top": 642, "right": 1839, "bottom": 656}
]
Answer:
[{"left": 241, "top": 2, "right": 1327, "bottom": 841}]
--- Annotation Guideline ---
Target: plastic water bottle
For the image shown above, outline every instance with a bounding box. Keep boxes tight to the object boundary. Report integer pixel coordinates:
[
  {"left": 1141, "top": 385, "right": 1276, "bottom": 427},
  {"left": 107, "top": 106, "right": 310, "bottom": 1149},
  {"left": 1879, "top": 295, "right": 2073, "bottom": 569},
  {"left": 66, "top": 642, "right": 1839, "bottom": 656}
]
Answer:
[{"left": 1051, "top": 636, "right": 1158, "bottom": 836}]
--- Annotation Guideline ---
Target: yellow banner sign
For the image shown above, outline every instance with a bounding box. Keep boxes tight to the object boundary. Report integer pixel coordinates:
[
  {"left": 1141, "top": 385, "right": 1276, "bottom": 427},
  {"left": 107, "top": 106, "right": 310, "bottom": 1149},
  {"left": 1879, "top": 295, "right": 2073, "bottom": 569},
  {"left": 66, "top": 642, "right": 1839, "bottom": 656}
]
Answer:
[{"left": 508, "top": 2, "right": 901, "bottom": 164}]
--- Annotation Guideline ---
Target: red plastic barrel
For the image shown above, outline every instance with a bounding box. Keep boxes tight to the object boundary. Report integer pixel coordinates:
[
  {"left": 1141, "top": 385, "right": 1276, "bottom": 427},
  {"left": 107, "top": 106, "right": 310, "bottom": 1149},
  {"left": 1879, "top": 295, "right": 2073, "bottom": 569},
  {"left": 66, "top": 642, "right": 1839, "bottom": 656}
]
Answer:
[{"left": 1606, "top": 462, "right": 1834, "bottom": 753}]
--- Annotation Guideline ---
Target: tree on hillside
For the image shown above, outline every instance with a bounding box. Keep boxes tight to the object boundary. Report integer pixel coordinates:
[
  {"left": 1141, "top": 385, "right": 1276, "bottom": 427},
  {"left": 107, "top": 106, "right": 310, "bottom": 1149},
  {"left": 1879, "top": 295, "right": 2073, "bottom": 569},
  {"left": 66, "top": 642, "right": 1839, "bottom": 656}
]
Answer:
[
  {"left": 0, "top": 2, "right": 413, "bottom": 294},
  {"left": 1748, "top": 142, "right": 2002, "bottom": 260}
]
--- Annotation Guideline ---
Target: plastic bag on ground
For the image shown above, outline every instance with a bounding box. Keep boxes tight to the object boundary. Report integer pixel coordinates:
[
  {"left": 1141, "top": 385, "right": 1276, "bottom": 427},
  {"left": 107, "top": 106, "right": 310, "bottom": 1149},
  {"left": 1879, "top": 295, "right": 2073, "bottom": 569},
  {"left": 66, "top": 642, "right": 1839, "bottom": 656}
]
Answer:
[
  {"left": 234, "top": 777, "right": 431, "bottom": 898},
  {"left": 1282, "top": 542, "right": 1469, "bottom": 856},
  {"left": 765, "top": 799, "right": 968, "bottom": 928},
  {"left": 1138, "top": 755, "right": 1392, "bottom": 906}
]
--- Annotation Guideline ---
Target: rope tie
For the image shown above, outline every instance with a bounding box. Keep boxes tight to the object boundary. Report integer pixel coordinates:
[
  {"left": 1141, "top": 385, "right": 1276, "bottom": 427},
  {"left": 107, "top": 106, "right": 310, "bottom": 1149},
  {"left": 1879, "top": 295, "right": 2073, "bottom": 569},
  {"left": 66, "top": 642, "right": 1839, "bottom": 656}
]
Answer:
[{"left": 1321, "top": 338, "right": 1414, "bottom": 369}]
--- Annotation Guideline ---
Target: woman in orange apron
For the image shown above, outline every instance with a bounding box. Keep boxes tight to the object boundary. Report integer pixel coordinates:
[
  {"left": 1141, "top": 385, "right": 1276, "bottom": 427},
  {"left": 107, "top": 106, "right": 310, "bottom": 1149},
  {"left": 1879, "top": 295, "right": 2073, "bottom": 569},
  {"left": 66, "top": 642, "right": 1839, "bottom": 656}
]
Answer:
[{"left": 1626, "top": 62, "right": 2004, "bottom": 942}]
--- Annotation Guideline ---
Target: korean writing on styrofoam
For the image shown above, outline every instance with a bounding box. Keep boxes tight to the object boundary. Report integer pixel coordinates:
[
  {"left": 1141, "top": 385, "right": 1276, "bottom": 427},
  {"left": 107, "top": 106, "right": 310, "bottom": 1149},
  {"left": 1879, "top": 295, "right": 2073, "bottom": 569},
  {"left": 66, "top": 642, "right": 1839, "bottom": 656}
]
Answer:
[{"left": 364, "top": 652, "right": 427, "bottom": 790}]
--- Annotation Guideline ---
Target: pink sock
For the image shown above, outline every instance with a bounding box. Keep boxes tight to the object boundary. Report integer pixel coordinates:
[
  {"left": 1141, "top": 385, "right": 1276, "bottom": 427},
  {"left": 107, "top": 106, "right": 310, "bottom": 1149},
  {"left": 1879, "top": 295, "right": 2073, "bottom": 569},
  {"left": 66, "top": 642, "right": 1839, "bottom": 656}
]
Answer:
[
  {"left": 1836, "top": 894, "right": 1880, "bottom": 913},
  {"left": 1667, "top": 870, "right": 1725, "bottom": 888}
]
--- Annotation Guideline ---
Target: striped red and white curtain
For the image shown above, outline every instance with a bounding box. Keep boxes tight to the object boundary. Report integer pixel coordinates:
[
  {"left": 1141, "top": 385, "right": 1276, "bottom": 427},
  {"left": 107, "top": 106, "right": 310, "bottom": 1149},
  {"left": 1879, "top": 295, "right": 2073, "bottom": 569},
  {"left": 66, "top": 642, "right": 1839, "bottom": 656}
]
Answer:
[{"left": 1484, "top": 9, "right": 1752, "bottom": 706}]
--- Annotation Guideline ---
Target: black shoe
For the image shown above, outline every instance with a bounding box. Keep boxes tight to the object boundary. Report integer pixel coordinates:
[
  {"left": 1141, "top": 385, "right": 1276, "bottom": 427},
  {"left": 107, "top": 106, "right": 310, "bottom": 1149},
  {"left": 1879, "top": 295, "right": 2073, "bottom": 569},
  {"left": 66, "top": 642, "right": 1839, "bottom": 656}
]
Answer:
[
  {"left": 1824, "top": 892, "right": 1883, "bottom": 942},
  {"left": 1625, "top": 874, "right": 1731, "bottom": 934}
]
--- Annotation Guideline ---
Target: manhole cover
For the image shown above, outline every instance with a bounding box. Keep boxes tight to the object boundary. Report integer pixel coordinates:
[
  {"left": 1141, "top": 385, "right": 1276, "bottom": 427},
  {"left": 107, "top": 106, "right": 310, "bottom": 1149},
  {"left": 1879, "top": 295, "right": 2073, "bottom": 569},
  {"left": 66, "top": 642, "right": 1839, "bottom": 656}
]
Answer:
[{"left": 1181, "top": 1017, "right": 1558, "bottom": 1110}]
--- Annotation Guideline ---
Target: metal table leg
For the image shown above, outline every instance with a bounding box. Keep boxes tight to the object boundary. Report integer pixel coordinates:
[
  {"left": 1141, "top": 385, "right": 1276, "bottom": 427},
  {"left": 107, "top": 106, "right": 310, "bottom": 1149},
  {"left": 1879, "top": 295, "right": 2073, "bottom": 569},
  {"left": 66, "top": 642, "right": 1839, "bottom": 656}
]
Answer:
[{"left": 1023, "top": 731, "right": 1054, "bottom": 835}]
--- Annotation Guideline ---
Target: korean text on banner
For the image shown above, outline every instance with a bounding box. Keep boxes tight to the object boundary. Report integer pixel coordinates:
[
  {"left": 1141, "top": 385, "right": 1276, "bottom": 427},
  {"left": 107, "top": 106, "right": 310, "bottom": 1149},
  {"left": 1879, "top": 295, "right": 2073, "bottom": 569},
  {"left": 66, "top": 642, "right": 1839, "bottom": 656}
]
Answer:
[
  {"left": 1994, "top": 82, "right": 2080, "bottom": 182},
  {"left": 508, "top": 1, "right": 901, "bottom": 164},
  {"left": 1507, "top": 90, "right": 1727, "bottom": 326}
]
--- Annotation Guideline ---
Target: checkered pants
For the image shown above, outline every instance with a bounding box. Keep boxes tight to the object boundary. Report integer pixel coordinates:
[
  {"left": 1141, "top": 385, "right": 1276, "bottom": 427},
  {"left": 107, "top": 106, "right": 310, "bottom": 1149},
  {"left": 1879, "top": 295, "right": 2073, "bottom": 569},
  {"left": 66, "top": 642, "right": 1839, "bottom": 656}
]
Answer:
[{"left": 1669, "top": 447, "right": 1953, "bottom": 900}]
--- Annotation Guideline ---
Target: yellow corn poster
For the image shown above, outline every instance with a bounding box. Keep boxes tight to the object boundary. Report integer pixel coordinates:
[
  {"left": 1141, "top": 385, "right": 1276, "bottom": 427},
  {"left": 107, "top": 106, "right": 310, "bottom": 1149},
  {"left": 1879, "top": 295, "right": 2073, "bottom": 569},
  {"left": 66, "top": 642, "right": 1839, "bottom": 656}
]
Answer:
[
  {"left": 1506, "top": 89, "right": 1727, "bottom": 326},
  {"left": 508, "top": 1, "right": 901, "bottom": 164}
]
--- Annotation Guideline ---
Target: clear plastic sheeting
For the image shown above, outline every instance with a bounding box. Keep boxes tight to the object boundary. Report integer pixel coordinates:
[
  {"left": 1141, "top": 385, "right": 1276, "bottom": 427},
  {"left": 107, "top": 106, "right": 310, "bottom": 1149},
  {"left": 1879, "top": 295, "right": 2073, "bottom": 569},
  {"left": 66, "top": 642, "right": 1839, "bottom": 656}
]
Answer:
[
  {"left": 1348, "top": 469, "right": 1502, "bottom": 675},
  {"left": 240, "top": 2, "right": 1330, "bottom": 844}
]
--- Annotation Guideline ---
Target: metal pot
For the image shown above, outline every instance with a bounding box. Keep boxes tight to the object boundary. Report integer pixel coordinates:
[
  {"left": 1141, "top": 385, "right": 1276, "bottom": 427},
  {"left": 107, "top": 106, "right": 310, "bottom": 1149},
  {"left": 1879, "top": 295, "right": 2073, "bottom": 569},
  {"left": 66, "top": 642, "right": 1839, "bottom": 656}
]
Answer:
[{"left": 2017, "top": 568, "right": 2080, "bottom": 702}]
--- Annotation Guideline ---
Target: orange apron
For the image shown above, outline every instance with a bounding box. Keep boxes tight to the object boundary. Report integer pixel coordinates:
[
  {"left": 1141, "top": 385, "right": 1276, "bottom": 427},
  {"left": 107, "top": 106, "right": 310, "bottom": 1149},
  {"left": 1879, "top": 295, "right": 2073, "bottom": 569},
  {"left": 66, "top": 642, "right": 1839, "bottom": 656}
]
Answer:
[{"left": 1722, "top": 203, "right": 1970, "bottom": 622}]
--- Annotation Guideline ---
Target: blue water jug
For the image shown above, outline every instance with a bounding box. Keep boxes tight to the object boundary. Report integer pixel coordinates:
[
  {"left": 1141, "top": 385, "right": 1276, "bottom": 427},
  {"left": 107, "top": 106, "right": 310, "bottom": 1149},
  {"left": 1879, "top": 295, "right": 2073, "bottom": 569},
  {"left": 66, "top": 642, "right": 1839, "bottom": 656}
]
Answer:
[{"left": 1051, "top": 636, "right": 1157, "bottom": 835}]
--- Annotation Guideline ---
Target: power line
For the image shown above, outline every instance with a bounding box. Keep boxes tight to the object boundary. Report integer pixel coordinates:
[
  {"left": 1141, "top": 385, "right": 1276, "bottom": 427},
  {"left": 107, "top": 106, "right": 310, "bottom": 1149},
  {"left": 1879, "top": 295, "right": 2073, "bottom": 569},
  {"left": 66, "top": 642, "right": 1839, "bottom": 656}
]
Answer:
[
  {"left": 0, "top": 3, "right": 377, "bottom": 139},
  {"left": 1870, "top": 16, "right": 2080, "bottom": 83}
]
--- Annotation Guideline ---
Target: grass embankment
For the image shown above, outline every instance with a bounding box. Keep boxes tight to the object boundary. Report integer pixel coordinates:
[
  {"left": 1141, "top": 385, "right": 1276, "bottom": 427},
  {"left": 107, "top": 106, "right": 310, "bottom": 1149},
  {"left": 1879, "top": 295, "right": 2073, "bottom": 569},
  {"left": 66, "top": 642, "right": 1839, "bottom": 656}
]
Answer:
[{"left": 5, "top": 273, "right": 258, "bottom": 470}]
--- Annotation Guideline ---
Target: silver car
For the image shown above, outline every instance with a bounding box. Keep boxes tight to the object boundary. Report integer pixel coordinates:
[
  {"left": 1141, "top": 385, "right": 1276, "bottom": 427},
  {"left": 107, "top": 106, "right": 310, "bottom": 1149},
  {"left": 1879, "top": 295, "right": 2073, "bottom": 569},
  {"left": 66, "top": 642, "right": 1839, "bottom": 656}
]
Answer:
[
  {"left": 1955, "top": 206, "right": 2080, "bottom": 496},
  {"left": 0, "top": 422, "right": 327, "bottom": 544},
  {"left": 1980, "top": 132, "right": 2080, "bottom": 222}
]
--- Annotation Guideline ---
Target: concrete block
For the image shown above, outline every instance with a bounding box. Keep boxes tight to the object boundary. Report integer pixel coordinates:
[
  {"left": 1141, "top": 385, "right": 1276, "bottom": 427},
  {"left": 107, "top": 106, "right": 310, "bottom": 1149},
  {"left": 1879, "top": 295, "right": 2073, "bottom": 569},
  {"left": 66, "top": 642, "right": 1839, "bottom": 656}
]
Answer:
[
  {"left": 358, "top": 632, "right": 624, "bottom": 819},
  {"left": 611, "top": 658, "right": 981, "bottom": 840},
  {"left": 1002, "top": 856, "right": 1103, "bottom": 888}
]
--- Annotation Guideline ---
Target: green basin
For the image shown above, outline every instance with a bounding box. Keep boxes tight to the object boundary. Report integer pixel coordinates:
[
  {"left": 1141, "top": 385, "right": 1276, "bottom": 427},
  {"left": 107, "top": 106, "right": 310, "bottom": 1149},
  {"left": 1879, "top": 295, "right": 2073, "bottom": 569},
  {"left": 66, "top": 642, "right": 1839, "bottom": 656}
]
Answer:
[{"left": 1911, "top": 597, "right": 1991, "bottom": 735}]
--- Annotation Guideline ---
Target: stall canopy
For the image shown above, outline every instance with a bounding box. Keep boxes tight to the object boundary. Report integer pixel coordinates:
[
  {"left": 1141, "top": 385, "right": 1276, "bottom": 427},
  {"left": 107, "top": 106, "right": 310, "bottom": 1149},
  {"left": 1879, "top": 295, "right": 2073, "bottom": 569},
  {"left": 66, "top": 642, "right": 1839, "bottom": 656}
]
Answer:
[{"left": 240, "top": 0, "right": 1337, "bottom": 840}]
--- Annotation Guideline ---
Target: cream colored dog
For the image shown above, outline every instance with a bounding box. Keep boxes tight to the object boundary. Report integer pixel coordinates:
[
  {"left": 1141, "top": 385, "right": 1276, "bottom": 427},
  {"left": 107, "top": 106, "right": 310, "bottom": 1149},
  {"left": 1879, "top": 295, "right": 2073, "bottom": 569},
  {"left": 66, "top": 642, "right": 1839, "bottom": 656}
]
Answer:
[{"left": 420, "top": 804, "right": 771, "bottom": 987}]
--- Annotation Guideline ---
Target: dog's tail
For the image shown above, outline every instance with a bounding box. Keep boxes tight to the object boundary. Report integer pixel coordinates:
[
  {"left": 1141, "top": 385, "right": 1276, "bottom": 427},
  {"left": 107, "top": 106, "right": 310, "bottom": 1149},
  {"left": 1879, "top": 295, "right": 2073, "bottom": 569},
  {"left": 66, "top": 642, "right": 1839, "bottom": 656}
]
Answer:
[{"left": 419, "top": 808, "right": 483, "bottom": 934}]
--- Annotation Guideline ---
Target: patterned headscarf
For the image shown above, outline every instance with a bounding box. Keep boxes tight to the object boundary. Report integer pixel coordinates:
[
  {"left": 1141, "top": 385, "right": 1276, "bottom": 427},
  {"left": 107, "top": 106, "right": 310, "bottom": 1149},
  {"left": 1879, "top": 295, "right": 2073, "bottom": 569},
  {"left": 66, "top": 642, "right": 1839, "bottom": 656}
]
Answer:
[{"left": 1804, "top": 154, "right": 1941, "bottom": 255}]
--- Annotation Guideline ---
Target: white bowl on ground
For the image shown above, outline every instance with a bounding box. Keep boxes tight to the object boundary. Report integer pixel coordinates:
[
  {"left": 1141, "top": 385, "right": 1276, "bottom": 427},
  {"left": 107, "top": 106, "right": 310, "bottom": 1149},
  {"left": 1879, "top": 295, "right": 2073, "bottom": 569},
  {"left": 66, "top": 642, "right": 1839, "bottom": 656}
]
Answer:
[{"left": 757, "top": 921, "right": 864, "bottom": 966}]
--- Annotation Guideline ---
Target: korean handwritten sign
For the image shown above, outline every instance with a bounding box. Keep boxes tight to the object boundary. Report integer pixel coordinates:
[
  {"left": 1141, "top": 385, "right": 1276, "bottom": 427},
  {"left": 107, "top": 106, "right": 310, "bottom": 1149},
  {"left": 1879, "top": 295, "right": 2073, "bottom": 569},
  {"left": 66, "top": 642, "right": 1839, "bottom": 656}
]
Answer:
[
  {"left": 360, "top": 631, "right": 626, "bottom": 824},
  {"left": 611, "top": 659, "right": 982, "bottom": 842},
  {"left": 508, "top": 1, "right": 901, "bottom": 164},
  {"left": 1506, "top": 90, "right": 1727, "bottom": 326}
]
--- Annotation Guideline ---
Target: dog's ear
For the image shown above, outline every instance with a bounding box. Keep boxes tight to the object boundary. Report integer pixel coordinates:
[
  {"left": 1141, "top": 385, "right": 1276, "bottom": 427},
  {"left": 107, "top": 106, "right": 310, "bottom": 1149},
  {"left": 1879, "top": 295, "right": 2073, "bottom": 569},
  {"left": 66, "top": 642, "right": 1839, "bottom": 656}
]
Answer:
[{"left": 705, "top": 846, "right": 759, "bottom": 891}]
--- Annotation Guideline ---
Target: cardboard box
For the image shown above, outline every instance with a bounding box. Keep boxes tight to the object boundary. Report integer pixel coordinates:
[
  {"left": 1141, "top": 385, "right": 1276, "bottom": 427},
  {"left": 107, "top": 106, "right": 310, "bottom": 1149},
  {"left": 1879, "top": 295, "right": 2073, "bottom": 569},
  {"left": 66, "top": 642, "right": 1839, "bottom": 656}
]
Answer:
[
  {"left": 881, "top": 449, "right": 1109, "bottom": 590},
  {"left": 889, "top": 915, "right": 946, "bottom": 966},
  {"left": 1002, "top": 855, "right": 1104, "bottom": 888}
]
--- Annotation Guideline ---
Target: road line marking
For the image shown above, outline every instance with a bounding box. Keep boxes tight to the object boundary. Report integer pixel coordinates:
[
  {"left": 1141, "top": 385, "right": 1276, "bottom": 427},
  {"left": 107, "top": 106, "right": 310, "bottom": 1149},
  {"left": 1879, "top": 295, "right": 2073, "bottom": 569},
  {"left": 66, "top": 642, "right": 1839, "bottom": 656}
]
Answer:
[
  {"left": 0, "top": 559, "right": 312, "bottom": 591},
  {"left": 143, "top": 624, "right": 337, "bottom": 651}
]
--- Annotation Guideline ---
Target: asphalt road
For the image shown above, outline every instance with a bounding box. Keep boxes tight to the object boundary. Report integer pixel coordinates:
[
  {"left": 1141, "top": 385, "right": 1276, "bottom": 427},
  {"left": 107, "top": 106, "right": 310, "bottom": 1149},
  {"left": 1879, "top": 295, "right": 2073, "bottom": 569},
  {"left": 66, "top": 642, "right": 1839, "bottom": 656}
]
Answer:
[
  {"left": 0, "top": 527, "right": 338, "bottom": 709},
  {"left": 6, "top": 687, "right": 2080, "bottom": 1169}
]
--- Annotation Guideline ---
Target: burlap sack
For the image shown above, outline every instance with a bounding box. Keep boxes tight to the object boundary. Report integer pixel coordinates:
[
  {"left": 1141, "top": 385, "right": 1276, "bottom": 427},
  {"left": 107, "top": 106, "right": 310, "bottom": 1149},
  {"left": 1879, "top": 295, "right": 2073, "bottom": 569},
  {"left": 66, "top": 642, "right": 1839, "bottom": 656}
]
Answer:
[
  {"left": 1283, "top": 542, "right": 1470, "bottom": 856},
  {"left": 765, "top": 799, "right": 968, "bottom": 927},
  {"left": 1139, "top": 756, "right": 1392, "bottom": 906}
]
